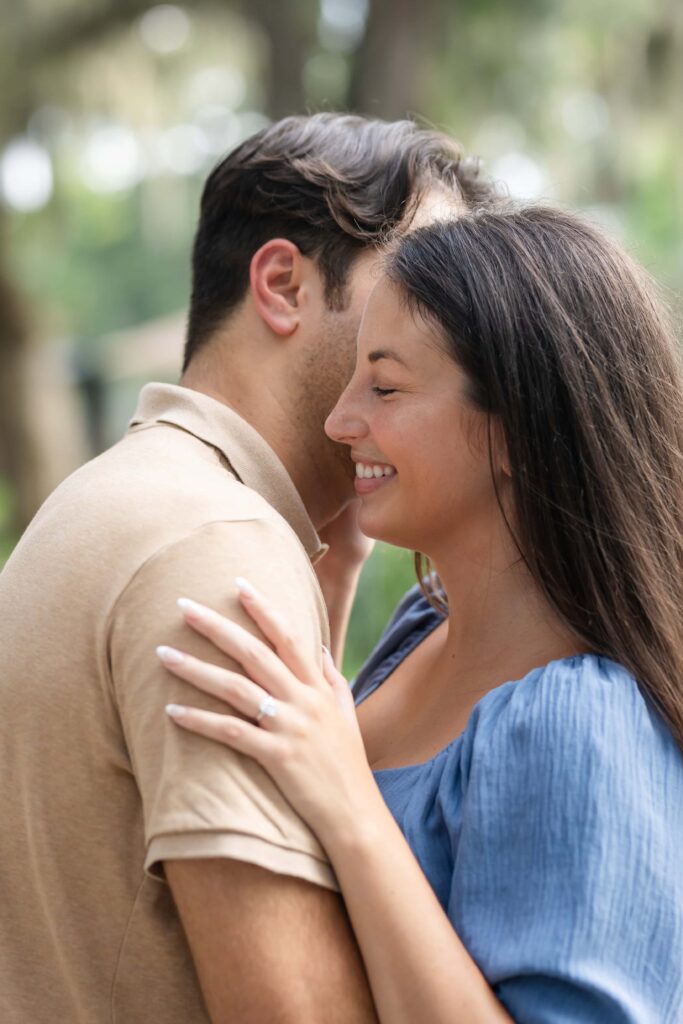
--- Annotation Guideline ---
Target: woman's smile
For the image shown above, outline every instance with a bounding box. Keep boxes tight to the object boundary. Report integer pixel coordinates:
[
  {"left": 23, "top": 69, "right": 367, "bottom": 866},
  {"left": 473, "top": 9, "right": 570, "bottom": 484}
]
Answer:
[{"left": 353, "top": 458, "right": 397, "bottom": 495}]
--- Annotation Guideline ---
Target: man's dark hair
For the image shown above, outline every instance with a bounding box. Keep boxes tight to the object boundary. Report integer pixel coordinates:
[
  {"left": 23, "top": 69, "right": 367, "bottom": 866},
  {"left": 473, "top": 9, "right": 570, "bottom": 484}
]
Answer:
[{"left": 184, "top": 113, "right": 494, "bottom": 369}]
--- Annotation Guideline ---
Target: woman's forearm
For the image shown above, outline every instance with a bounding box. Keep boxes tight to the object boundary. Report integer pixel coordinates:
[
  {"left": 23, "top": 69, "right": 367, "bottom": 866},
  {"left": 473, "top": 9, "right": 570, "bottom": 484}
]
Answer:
[
  {"left": 320, "top": 793, "right": 513, "bottom": 1024},
  {"left": 316, "top": 564, "right": 363, "bottom": 666},
  {"left": 314, "top": 500, "right": 374, "bottom": 666}
]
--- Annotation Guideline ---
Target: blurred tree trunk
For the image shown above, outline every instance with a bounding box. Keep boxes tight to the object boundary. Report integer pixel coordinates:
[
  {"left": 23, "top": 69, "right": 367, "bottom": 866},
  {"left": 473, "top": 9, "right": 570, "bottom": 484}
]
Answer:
[
  {"left": 349, "top": 0, "right": 444, "bottom": 119},
  {"left": 246, "top": 0, "right": 318, "bottom": 118},
  {"left": 0, "top": 5, "right": 36, "bottom": 532},
  {"left": 0, "top": 0, "right": 191, "bottom": 534},
  {"left": 648, "top": 0, "right": 683, "bottom": 227},
  {"left": 0, "top": 218, "right": 40, "bottom": 533}
]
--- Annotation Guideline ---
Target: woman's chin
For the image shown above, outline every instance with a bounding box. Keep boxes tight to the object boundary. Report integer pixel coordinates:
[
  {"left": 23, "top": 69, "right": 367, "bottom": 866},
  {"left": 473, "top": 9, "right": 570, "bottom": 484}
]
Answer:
[{"left": 357, "top": 507, "right": 415, "bottom": 551}]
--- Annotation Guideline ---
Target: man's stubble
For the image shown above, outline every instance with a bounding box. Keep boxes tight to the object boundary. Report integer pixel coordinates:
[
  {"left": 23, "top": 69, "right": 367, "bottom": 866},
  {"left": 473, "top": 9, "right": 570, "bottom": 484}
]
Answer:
[{"left": 293, "top": 306, "right": 361, "bottom": 495}]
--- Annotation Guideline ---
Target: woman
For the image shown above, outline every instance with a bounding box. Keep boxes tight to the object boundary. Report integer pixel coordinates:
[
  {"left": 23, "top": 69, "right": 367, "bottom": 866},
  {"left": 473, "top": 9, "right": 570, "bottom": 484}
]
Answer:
[{"left": 158, "top": 207, "right": 683, "bottom": 1022}]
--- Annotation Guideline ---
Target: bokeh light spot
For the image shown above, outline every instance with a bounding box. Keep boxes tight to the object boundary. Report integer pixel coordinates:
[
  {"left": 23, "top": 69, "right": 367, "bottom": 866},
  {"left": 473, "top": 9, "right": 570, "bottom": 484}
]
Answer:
[
  {"left": 0, "top": 138, "right": 54, "bottom": 212},
  {"left": 491, "top": 152, "right": 553, "bottom": 200},
  {"left": 80, "top": 124, "right": 144, "bottom": 193},
  {"left": 139, "top": 5, "right": 191, "bottom": 55}
]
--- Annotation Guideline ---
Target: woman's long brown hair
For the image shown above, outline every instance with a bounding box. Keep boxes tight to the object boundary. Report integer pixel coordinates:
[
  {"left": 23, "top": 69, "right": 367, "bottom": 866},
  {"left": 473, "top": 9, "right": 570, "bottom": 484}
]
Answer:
[{"left": 388, "top": 206, "right": 683, "bottom": 750}]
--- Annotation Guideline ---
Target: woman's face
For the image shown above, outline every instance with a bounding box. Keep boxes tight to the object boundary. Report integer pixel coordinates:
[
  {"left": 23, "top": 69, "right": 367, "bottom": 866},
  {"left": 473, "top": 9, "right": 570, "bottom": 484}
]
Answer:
[{"left": 325, "top": 276, "right": 510, "bottom": 560}]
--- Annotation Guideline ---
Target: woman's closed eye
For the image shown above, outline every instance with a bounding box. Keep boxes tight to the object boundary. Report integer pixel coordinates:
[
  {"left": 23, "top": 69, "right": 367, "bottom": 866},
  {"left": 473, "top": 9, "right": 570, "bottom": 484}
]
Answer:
[{"left": 372, "top": 386, "right": 397, "bottom": 397}]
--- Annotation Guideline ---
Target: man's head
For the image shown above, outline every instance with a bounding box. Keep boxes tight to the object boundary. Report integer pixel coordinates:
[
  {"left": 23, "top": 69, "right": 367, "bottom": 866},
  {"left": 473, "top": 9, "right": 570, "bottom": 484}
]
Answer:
[
  {"left": 185, "top": 113, "right": 492, "bottom": 368},
  {"left": 182, "top": 113, "right": 496, "bottom": 521}
]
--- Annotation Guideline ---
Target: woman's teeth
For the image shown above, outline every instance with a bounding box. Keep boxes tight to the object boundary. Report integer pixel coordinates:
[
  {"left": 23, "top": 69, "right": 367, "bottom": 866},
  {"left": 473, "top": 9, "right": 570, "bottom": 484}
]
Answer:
[{"left": 355, "top": 462, "right": 397, "bottom": 479}]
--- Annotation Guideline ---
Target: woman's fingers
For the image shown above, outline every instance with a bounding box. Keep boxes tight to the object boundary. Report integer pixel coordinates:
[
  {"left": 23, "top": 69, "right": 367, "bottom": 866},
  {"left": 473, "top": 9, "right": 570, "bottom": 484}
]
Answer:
[
  {"left": 156, "top": 645, "right": 284, "bottom": 726},
  {"left": 176, "top": 597, "right": 302, "bottom": 698},
  {"left": 165, "top": 705, "right": 283, "bottom": 763},
  {"left": 321, "top": 645, "right": 345, "bottom": 687},
  {"left": 321, "top": 645, "right": 358, "bottom": 724},
  {"left": 234, "top": 578, "right": 323, "bottom": 688}
]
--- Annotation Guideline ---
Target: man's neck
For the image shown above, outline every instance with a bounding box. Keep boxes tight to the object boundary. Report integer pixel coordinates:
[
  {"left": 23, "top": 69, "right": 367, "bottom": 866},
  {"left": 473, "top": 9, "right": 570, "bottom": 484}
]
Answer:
[{"left": 180, "top": 366, "right": 345, "bottom": 532}]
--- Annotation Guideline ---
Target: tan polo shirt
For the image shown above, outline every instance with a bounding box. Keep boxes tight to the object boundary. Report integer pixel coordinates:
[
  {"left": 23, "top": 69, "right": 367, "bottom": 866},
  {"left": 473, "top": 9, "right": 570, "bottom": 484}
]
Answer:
[{"left": 0, "top": 383, "right": 335, "bottom": 1024}]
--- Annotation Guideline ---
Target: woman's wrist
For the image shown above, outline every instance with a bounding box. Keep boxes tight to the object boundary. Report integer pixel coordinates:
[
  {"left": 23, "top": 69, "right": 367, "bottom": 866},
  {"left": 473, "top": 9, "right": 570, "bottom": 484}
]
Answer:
[{"left": 316, "top": 782, "right": 392, "bottom": 863}]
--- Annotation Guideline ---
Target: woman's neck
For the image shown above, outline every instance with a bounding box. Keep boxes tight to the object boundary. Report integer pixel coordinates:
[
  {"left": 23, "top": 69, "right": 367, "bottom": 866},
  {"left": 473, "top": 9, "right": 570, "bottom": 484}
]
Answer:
[{"left": 431, "top": 544, "right": 586, "bottom": 697}]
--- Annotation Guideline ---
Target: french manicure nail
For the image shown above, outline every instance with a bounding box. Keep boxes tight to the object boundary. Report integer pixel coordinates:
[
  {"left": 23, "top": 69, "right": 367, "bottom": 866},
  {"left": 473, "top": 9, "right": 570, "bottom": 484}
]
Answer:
[
  {"left": 165, "top": 704, "right": 186, "bottom": 718},
  {"left": 235, "top": 576, "right": 257, "bottom": 599},
  {"left": 177, "top": 597, "right": 204, "bottom": 617},
  {"left": 156, "top": 645, "right": 185, "bottom": 666}
]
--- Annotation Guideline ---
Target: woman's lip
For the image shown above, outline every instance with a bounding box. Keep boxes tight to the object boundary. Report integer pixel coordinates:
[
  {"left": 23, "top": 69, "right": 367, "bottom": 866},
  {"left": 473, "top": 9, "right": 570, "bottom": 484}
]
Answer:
[
  {"left": 351, "top": 454, "right": 394, "bottom": 468},
  {"left": 354, "top": 473, "right": 396, "bottom": 496}
]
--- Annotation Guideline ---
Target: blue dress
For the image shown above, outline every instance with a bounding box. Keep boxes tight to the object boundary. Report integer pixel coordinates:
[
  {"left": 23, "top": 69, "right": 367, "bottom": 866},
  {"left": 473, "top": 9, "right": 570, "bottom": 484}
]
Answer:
[{"left": 353, "top": 586, "right": 683, "bottom": 1023}]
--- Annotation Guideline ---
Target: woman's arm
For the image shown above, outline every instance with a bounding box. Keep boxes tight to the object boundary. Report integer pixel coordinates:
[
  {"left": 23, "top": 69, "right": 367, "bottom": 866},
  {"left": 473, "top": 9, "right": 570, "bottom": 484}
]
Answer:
[
  {"left": 159, "top": 585, "right": 512, "bottom": 1024},
  {"left": 317, "top": 782, "right": 512, "bottom": 1024},
  {"left": 314, "top": 501, "right": 374, "bottom": 666}
]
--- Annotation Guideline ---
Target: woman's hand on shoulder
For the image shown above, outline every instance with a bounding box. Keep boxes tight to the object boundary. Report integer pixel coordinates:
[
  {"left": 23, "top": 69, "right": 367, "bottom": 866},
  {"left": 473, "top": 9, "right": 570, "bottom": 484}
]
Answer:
[{"left": 157, "top": 580, "right": 382, "bottom": 846}]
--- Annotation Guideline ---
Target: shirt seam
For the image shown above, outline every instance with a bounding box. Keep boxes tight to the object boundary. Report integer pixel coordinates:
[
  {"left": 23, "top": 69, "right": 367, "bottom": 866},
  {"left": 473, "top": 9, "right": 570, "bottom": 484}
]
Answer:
[
  {"left": 110, "top": 871, "right": 147, "bottom": 1024},
  {"left": 147, "top": 828, "right": 333, "bottom": 868}
]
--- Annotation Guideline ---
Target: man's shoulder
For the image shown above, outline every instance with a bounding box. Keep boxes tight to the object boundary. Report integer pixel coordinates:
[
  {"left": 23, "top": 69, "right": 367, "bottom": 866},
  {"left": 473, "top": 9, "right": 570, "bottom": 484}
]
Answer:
[
  {"left": 39, "top": 423, "right": 287, "bottom": 544},
  {"left": 9, "top": 424, "right": 310, "bottom": 612},
  {"left": 112, "top": 517, "right": 325, "bottom": 641}
]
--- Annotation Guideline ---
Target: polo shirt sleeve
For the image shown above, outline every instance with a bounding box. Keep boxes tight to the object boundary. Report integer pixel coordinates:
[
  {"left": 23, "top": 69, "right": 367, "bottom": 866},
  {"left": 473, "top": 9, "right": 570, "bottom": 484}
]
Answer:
[{"left": 108, "top": 517, "right": 337, "bottom": 892}]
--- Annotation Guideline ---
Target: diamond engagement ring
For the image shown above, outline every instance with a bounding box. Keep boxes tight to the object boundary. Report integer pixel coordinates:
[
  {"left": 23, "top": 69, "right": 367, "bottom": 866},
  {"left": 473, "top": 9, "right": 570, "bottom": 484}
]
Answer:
[{"left": 256, "top": 695, "right": 277, "bottom": 724}]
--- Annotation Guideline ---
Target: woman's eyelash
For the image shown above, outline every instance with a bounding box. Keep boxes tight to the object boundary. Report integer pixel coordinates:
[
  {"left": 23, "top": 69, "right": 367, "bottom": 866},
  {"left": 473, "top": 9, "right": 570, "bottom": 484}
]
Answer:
[{"left": 372, "top": 386, "right": 396, "bottom": 397}]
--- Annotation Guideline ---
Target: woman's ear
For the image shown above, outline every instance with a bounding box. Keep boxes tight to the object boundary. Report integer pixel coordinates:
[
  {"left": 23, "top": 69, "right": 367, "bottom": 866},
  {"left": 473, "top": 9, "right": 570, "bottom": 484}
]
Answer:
[{"left": 249, "top": 239, "right": 304, "bottom": 336}]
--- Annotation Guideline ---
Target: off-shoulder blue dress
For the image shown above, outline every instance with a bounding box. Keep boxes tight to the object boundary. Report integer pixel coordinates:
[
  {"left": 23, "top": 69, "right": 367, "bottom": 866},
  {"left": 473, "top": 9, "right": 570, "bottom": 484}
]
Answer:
[{"left": 353, "top": 586, "right": 683, "bottom": 1023}]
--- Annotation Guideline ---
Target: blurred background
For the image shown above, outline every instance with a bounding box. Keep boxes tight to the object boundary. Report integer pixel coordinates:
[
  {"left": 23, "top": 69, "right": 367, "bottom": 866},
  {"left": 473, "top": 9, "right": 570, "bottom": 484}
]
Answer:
[{"left": 1, "top": 0, "right": 681, "bottom": 674}]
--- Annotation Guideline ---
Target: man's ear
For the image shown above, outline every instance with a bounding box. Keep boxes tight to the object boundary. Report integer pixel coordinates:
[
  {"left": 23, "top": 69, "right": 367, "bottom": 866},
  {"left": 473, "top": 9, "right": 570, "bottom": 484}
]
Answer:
[{"left": 249, "top": 239, "right": 304, "bottom": 337}]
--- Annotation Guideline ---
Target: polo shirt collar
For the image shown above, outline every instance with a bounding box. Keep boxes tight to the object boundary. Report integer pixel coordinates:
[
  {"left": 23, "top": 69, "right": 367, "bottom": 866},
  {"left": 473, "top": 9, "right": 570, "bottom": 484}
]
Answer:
[{"left": 128, "top": 383, "right": 326, "bottom": 562}]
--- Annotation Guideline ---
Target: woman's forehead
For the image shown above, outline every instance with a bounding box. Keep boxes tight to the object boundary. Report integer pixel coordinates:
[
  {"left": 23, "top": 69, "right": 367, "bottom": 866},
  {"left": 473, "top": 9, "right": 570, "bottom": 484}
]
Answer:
[{"left": 357, "top": 278, "right": 446, "bottom": 362}]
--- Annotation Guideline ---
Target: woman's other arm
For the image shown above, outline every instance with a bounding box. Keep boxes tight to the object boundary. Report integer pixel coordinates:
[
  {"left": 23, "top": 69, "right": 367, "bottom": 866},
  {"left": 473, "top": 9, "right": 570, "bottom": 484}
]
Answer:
[{"left": 314, "top": 501, "right": 374, "bottom": 666}]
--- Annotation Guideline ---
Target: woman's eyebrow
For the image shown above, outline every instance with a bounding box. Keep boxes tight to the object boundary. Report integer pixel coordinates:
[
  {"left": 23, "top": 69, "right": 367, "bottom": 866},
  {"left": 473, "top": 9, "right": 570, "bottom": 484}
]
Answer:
[{"left": 367, "top": 348, "right": 408, "bottom": 367}]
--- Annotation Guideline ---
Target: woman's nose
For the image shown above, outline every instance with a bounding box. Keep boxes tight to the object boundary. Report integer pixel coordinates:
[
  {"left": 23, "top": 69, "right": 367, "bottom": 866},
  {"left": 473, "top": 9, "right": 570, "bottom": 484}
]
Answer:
[{"left": 325, "top": 385, "right": 367, "bottom": 445}]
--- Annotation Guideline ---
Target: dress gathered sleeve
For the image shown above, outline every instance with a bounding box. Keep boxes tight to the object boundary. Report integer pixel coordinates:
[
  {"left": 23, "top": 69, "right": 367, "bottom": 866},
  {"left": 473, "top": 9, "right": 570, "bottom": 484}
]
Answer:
[{"left": 448, "top": 656, "right": 683, "bottom": 1023}]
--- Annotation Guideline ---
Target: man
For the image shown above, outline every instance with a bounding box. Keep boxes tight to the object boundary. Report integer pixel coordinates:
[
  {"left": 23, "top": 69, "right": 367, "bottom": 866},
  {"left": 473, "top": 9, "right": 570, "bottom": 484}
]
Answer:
[{"left": 0, "top": 113, "right": 493, "bottom": 1023}]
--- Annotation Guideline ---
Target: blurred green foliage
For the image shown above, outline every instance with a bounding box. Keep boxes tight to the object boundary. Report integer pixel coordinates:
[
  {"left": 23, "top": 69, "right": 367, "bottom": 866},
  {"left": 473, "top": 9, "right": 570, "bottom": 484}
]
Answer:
[
  {"left": 0, "top": 478, "right": 16, "bottom": 565},
  {"left": 344, "top": 544, "right": 417, "bottom": 679},
  {"left": 10, "top": 181, "right": 199, "bottom": 344}
]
